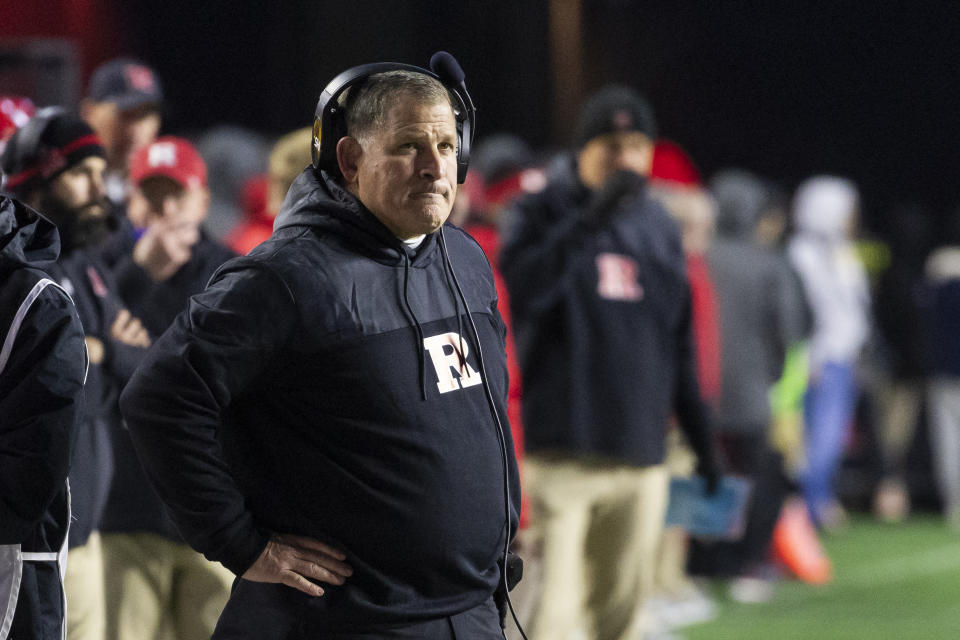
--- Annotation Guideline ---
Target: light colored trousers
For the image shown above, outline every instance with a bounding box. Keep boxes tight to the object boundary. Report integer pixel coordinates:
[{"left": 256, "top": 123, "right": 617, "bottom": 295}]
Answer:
[
  {"left": 523, "top": 456, "right": 669, "bottom": 640},
  {"left": 65, "top": 532, "right": 105, "bottom": 640},
  {"left": 101, "top": 532, "right": 234, "bottom": 640}
]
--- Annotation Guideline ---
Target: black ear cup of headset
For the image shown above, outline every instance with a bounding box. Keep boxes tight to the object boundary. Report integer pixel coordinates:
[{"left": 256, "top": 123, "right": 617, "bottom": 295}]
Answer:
[
  {"left": 310, "top": 53, "right": 475, "bottom": 184},
  {"left": 1, "top": 106, "right": 66, "bottom": 188}
]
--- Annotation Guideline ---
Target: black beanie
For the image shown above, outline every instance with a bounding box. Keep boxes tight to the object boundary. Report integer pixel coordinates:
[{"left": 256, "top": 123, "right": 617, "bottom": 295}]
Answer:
[
  {"left": 1, "top": 112, "right": 105, "bottom": 196},
  {"left": 574, "top": 85, "right": 657, "bottom": 148}
]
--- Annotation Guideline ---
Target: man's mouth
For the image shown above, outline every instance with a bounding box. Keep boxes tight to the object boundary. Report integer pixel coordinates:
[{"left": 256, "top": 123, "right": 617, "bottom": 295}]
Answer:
[{"left": 412, "top": 190, "right": 447, "bottom": 200}]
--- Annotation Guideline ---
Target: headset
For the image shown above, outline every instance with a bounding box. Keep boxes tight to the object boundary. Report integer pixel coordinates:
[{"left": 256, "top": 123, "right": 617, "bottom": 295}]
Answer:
[
  {"left": 310, "top": 51, "right": 476, "bottom": 184},
  {"left": 0, "top": 106, "right": 66, "bottom": 193}
]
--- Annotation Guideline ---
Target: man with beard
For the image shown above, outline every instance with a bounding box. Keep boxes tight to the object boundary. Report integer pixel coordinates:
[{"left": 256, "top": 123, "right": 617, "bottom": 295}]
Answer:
[{"left": 1, "top": 109, "right": 152, "bottom": 640}]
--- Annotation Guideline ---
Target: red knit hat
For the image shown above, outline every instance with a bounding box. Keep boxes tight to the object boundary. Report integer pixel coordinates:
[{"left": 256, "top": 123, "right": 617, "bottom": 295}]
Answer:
[{"left": 650, "top": 139, "right": 701, "bottom": 186}]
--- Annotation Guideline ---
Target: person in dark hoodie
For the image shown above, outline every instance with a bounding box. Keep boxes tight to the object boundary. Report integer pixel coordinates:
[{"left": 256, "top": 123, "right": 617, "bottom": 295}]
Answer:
[
  {"left": 100, "top": 136, "right": 235, "bottom": 640},
  {"left": 499, "top": 86, "right": 720, "bottom": 640},
  {"left": 120, "top": 60, "right": 519, "bottom": 639},
  {"left": 1, "top": 109, "right": 152, "bottom": 640},
  {"left": 0, "top": 195, "right": 86, "bottom": 640}
]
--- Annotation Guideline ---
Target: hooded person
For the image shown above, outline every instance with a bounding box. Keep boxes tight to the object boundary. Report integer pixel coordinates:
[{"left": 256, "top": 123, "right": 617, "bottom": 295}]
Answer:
[
  {"left": 789, "top": 176, "right": 871, "bottom": 529},
  {"left": 1, "top": 110, "right": 152, "bottom": 640},
  {"left": 499, "top": 86, "right": 720, "bottom": 640},
  {"left": 98, "top": 136, "right": 236, "bottom": 640},
  {"left": 677, "top": 168, "right": 805, "bottom": 598},
  {"left": 0, "top": 195, "right": 86, "bottom": 640},
  {"left": 118, "top": 61, "right": 520, "bottom": 638}
]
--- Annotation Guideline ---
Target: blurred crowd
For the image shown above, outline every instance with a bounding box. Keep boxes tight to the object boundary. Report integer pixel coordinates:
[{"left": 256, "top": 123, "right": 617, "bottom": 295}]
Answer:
[{"left": 3, "top": 56, "right": 960, "bottom": 640}]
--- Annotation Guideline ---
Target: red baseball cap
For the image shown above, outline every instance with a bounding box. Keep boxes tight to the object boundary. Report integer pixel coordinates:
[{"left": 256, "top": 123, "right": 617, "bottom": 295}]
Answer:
[{"left": 129, "top": 136, "right": 207, "bottom": 189}]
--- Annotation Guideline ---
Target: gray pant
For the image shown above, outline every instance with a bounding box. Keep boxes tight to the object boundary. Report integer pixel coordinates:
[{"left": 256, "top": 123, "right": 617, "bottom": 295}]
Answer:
[{"left": 928, "top": 378, "right": 960, "bottom": 513}]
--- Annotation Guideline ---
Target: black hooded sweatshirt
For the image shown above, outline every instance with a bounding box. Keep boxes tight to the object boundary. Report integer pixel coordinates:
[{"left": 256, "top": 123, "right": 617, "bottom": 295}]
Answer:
[
  {"left": 499, "top": 156, "right": 716, "bottom": 468},
  {"left": 0, "top": 196, "right": 86, "bottom": 640},
  {"left": 119, "top": 169, "right": 519, "bottom": 635}
]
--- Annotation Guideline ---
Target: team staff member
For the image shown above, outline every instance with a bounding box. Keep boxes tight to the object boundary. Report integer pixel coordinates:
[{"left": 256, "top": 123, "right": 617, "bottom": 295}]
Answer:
[
  {"left": 120, "top": 61, "right": 519, "bottom": 638},
  {"left": 500, "top": 86, "right": 720, "bottom": 640},
  {"left": 100, "top": 137, "right": 236, "bottom": 640},
  {"left": 81, "top": 58, "right": 163, "bottom": 207},
  {"left": 0, "top": 195, "right": 87, "bottom": 640},
  {"left": 1, "top": 111, "right": 152, "bottom": 640}
]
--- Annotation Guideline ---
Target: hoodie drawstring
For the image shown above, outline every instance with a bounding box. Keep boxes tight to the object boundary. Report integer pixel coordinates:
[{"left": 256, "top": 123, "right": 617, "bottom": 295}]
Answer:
[
  {"left": 401, "top": 252, "right": 428, "bottom": 401},
  {"left": 438, "top": 229, "right": 468, "bottom": 370}
]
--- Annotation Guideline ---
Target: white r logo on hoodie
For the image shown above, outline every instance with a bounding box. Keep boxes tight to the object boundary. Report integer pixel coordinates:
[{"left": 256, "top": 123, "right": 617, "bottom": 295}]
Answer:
[{"left": 423, "top": 332, "right": 483, "bottom": 394}]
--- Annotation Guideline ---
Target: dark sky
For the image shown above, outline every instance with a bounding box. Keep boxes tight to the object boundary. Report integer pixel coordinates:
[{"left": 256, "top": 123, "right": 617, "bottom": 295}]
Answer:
[{"left": 121, "top": 0, "right": 960, "bottom": 230}]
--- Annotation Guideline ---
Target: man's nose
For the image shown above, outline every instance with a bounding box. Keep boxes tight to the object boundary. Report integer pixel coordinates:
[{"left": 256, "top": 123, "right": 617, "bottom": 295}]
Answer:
[
  {"left": 162, "top": 195, "right": 181, "bottom": 219},
  {"left": 418, "top": 146, "right": 444, "bottom": 180},
  {"left": 90, "top": 171, "right": 106, "bottom": 200}
]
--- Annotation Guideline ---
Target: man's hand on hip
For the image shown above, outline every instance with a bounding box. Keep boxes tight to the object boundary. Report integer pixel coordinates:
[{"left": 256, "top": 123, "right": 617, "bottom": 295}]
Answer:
[{"left": 242, "top": 533, "right": 353, "bottom": 597}]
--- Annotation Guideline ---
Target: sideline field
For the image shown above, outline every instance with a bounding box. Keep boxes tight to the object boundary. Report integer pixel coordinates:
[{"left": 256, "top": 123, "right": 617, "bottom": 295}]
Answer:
[{"left": 686, "top": 514, "right": 960, "bottom": 639}]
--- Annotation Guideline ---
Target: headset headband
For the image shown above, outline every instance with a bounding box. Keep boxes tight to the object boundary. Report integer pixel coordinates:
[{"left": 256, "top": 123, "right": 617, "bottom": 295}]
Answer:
[{"left": 311, "top": 56, "right": 475, "bottom": 184}]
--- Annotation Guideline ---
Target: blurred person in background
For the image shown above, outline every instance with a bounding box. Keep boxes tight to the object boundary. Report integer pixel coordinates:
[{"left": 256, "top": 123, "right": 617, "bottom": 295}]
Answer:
[
  {"left": 500, "top": 86, "right": 720, "bottom": 640},
  {"left": 464, "top": 134, "right": 545, "bottom": 636},
  {"left": 687, "top": 168, "right": 801, "bottom": 601},
  {"left": 110, "top": 136, "right": 236, "bottom": 334},
  {"left": 81, "top": 58, "right": 164, "bottom": 277},
  {"left": 195, "top": 125, "right": 269, "bottom": 241},
  {"left": 0, "top": 95, "right": 36, "bottom": 156},
  {"left": 98, "top": 136, "right": 235, "bottom": 640},
  {"left": 225, "top": 127, "right": 310, "bottom": 255},
  {"left": 1, "top": 110, "right": 152, "bottom": 640},
  {"left": 81, "top": 58, "right": 163, "bottom": 209},
  {"left": 789, "top": 176, "right": 871, "bottom": 531},
  {"left": 869, "top": 204, "right": 934, "bottom": 522},
  {"left": 1, "top": 195, "right": 87, "bottom": 640},
  {"left": 80, "top": 58, "right": 163, "bottom": 205},
  {"left": 645, "top": 140, "right": 721, "bottom": 632},
  {"left": 923, "top": 221, "right": 960, "bottom": 531}
]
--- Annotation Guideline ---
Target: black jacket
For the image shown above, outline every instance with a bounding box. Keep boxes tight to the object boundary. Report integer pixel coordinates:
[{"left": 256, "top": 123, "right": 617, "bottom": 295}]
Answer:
[
  {"left": 45, "top": 239, "right": 149, "bottom": 548},
  {"left": 120, "top": 169, "right": 520, "bottom": 635},
  {"left": 101, "top": 230, "right": 235, "bottom": 538},
  {"left": 0, "top": 196, "right": 86, "bottom": 640},
  {"left": 500, "top": 157, "right": 714, "bottom": 467}
]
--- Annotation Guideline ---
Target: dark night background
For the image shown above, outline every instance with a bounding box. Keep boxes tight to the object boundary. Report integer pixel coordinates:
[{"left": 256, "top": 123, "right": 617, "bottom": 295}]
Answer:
[{"left": 6, "top": 1, "right": 960, "bottom": 231}]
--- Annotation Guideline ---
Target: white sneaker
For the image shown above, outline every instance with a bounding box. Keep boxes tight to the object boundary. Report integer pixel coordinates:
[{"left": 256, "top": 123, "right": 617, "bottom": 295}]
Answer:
[{"left": 728, "top": 576, "right": 774, "bottom": 604}]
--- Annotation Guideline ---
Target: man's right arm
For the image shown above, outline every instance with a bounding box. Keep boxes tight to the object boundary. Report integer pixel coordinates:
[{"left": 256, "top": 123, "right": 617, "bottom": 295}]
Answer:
[
  {"left": 119, "top": 261, "right": 295, "bottom": 575},
  {"left": 499, "top": 193, "right": 594, "bottom": 319}
]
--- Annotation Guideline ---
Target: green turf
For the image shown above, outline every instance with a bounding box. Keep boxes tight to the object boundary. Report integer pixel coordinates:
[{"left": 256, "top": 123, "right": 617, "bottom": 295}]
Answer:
[{"left": 684, "top": 514, "right": 960, "bottom": 640}]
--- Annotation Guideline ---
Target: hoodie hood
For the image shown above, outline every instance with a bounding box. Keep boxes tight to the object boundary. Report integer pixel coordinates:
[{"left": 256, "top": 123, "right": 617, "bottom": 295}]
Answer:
[
  {"left": 710, "top": 168, "right": 768, "bottom": 238},
  {"left": 793, "top": 175, "right": 859, "bottom": 241},
  {"left": 273, "top": 168, "right": 439, "bottom": 267},
  {"left": 0, "top": 195, "right": 60, "bottom": 272}
]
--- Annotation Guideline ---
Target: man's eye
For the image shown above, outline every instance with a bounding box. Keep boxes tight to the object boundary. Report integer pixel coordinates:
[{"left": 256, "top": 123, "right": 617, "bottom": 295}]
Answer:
[{"left": 438, "top": 142, "right": 454, "bottom": 151}]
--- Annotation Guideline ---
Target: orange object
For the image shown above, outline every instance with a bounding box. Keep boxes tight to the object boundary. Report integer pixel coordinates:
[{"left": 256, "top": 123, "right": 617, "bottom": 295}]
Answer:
[{"left": 771, "top": 496, "right": 833, "bottom": 584}]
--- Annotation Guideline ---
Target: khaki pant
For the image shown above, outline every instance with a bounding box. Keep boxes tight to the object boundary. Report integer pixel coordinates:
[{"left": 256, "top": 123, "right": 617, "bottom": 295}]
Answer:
[
  {"left": 65, "top": 532, "right": 106, "bottom": 640},
  {"left": 101, "top": 532, "right": 234, "bottom": 640},
  {"left": 524, "top": 456, "right": 669, "bottom": 640}
]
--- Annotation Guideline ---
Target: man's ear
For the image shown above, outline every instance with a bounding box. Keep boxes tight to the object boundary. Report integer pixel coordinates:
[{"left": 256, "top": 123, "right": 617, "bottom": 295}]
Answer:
[{"left": 336, "top": 136, "right": 361, "bottom": 185}]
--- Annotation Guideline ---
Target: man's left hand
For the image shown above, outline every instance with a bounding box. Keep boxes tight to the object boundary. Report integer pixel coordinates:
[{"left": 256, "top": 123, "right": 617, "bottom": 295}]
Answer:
[{"left": 242, "top": 533, "right": 353, "bottom": 597}]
